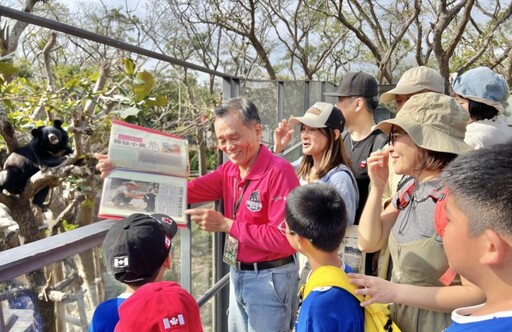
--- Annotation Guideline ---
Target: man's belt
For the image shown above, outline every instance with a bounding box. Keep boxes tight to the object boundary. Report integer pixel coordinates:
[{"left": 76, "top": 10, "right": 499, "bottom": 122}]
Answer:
[{"left": 236, "top": 255, "right": 294, "bottom": 271}]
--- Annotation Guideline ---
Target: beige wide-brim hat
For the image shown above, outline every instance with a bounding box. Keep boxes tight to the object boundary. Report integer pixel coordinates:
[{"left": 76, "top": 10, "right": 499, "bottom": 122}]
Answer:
[
  {"left": 380, "top": 66, "right": 445, "bottom": 104},
  {"left": 376, "top": 92, "right": 473, "bottom": 155},
  {"left": 123, "top": 181, "right": 139, "bottom": 187}
]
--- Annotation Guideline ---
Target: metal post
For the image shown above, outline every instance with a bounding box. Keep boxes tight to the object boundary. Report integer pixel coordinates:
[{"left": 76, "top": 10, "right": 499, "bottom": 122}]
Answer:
[
  {"left": 181, "top": 218, "right": 192, "bottom": 292},
  {"left": 210, "top": 78, "right": 242, "bottom": 332},
  {"left": 212, "top": 204, "right": 229, "bottom": 332},
  {"left": 303, "top": 80, "right": 311, "bottom": 109},
  {"left": 223, "top": 78, "right": 240, "bottom": 100},
  {"left": 277, "top": 81, "right": 285, "bottom": 122}
]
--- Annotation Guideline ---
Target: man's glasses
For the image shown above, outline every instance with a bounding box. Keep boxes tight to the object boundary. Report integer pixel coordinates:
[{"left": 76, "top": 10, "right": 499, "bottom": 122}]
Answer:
[{"left": 277, "top": 220, "right": 295, "bottom": 236}]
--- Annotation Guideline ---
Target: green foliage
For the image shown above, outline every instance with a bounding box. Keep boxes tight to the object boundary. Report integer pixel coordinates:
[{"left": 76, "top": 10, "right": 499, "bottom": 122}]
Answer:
[
  {"left": 0, "top": 62, "right": 19, "bottom": 76},
  {"left": 123, "top": 58, "right": 136, "bottom": 76},
  {"left": 189, "top": 148, "right": 218, "bottom": 172},
  {"left": 0, "top": 53, "right": 20, "bottom": 84},
  {"left": 0, "top": 61, "right": 100, "bottom": 144},
  {"left": 133, "top": 71, "right": 154, "bottom": 101},
  {"left": 62, "top": 220, "right": 78, "bottom": 231},
  {"left": 84, "top": 198, "right": 95, "bottom": 210},
  {"left": 109, "top": 58, "right": 176, "bottom": 128}
]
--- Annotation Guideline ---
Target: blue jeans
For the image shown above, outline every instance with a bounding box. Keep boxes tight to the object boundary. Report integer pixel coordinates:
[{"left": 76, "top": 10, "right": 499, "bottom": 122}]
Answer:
[{"left": 228, "top": 258, "right": 300, "bottom": 332}]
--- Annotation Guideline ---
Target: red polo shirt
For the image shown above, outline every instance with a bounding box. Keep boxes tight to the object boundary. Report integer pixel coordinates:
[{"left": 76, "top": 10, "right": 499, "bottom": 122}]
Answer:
[{"left": 188, "top": 145, "right": 299, "bottom": 262}]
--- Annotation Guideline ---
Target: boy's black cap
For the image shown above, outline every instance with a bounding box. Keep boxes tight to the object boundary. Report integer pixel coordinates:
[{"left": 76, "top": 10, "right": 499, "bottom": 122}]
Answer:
[
  {"left": 102, "top": 213, "right": 178, "bottom": 284},
  {"left": 324, "top": 71, "right": 378, "bottom": 97}
]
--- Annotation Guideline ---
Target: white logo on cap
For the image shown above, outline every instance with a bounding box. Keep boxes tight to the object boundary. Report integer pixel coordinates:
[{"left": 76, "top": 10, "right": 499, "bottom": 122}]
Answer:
[
  {"left": 113, "top": 256, "right": 129, "bottom": 268},
  {"left": 162, "top": 315, "right": 185, "bottom": 329},
  {"left": 162, "top": 217, "right": 173, "bottom": 225}
]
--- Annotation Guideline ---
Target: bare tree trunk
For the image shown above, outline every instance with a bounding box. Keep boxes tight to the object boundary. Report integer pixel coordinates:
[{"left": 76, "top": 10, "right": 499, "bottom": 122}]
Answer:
[
  {"left": 74, "top": 60, "right": 110, "bottom": 308},
  {"left": 0, "top": 0, "right": 41, "bottom": 56},
  {"left": 9, "top": 200, "right": 56, "bottom": 331},
  {"left": 51, "top": 261, "right": 65, "bottom": 332},
  {"left": 0, "top": 104, "right": 18, "bottom": 153},
  {"left": 197, "top": 126, "right": 207, "bottom": 176},
  {"left": 28, "top": 269, "right": 56, "bottom": 332},
  {"left": 32, "top": 31, "right": 57, "bottom": 121}
]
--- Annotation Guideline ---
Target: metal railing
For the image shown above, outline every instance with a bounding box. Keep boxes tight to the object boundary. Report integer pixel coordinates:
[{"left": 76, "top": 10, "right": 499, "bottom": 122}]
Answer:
[{"left": 0, "top": 220, "right": 115, "bottom": 283}]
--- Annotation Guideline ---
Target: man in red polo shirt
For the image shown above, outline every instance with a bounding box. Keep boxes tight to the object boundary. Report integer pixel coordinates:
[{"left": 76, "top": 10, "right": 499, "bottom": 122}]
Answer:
[
  {"left": 185, "top": 97, "right": 300, "bottom": 332},
  {"left": 95, "top": 98, "right": 300, "bottom": 332}
]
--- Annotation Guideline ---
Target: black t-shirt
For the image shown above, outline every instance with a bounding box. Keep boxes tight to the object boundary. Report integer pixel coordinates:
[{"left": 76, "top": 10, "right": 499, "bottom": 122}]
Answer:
[{"left": 343, "top": 129, "right": 387, "bottom": 224}]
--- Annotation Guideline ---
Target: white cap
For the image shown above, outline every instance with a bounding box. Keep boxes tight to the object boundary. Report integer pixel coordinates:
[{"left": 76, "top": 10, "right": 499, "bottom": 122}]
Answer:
[{"left": 289, "top": 102, "right": 345, "bottom": 131}]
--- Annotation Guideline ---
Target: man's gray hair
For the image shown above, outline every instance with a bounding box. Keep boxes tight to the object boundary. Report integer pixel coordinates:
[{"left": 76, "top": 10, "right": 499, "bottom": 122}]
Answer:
[
  {"left": 441, "top": 143, "right": 512, "bottom": 237},
  {"left": 214, "top": 97, "right": 261, "bottom": 126}
]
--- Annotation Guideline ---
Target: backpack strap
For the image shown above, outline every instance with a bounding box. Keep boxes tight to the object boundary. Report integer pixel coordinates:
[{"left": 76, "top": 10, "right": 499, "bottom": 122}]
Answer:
[
  {"left": 431, "top": 188, "right": 458, "bottom": 286},
  {"left": 301, "top": 265, "right": 362, "bottom": 301},
  {"left": 301, "top": 266, "right": 400, "bottom": 332},
  {"left": 431, "top": 187, "right": 448, "bottom": 237},
  {"left": 396, "top": 179, "right": 415, "bottom": 210},
  {"left": 396, "top": 175, "right": 413, "bottom": 192}
]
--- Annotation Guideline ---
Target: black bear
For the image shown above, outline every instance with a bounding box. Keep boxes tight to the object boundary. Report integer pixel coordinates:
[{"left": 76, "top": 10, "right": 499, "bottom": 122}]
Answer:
[{"left": 0, "top": 119, "right": 73, "bottom": 208}]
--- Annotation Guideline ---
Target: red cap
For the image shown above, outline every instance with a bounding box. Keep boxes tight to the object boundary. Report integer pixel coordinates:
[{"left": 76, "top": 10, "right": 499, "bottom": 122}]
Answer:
[{"left": 115, "top": 281, "right": 203, "bottom": 332}]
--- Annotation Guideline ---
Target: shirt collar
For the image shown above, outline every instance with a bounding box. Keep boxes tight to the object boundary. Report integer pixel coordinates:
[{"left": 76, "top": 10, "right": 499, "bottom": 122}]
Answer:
[{"left": 229, "top": 144, "right": 271, "bottom": 181}]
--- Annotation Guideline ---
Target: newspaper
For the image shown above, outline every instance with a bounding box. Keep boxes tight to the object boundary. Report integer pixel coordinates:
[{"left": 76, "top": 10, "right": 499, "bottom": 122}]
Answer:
[{"left": 98, "top": 120, "right": 189, "bottom": 225}]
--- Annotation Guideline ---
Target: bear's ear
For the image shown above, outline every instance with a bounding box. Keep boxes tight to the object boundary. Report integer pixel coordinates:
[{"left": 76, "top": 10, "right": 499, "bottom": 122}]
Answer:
[
  {"left": 31, "top": 127, "right": 43, "bottom": 138},
  {"left": 53, "top": 119, "right": 63, "bottom": 128}
]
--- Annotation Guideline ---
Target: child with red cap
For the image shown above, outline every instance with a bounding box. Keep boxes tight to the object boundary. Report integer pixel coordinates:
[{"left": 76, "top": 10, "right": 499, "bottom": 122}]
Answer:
[
  {"left": 88, "top": 213, "right": 201, "bottom": 331},
  {"left": 115, "top": 281, "right": 203, "bottom": 331}
]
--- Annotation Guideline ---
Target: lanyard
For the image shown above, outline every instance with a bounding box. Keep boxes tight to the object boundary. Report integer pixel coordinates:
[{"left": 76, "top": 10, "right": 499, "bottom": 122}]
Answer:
[{"left": 233, "top": 179, "right": 251, "bottom": 219}]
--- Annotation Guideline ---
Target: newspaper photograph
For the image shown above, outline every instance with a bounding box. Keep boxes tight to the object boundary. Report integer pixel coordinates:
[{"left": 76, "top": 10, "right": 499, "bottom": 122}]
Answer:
[{"left": 98, "top": 169, "right": 187, "bottom": 225}]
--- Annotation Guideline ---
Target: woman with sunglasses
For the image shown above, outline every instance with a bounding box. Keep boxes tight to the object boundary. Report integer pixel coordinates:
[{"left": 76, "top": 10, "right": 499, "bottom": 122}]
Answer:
[{"left": 351, "top": 93, "right": 485, "bottom": 332}]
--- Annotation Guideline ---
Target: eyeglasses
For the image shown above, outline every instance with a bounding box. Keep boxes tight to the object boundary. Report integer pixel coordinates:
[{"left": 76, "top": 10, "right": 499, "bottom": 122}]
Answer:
[
  {"left": 387, "top": 125, "right": 407, "bottom": 145},
  {"left": 388, "top": 132, "right": 403, "bottom": 146},
  {"left": 277, "top": 220, "right": 295, "bottom": 236}
]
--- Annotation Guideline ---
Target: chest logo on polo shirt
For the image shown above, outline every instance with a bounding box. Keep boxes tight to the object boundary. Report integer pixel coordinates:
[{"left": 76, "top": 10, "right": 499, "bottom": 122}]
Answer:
[{"left": 246, "top": 190, "right": 262, "bottom": 212}]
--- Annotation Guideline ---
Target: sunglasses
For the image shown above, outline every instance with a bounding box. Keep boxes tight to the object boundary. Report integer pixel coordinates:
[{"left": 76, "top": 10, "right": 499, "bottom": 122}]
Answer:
[
  {"left": 387, "top": 125, "right": 406, "bottom": 146},
  {"left": 388, "top": 132, "right": 403, "bottom": 145}
]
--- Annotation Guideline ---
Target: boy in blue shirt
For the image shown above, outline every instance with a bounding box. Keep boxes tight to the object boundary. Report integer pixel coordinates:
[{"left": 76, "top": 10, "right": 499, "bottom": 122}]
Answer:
[{"left": 282, "top": 183, "right": 364, "bottom": 331}]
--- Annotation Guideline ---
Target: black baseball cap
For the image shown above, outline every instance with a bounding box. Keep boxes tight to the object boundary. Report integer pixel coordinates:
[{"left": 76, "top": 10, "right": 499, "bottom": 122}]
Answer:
[
  {"left": 324, "top": 71, "right": 378, "bottom": 97},
  {"left": 102, "top": 213, "right": 178, "bottom": 284}
]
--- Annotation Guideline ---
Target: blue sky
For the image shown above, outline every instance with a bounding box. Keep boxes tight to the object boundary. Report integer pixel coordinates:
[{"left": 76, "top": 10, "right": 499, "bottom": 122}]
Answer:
[
  {"left": 1, "top": 0, "right": 147, "bottom": 16},
  {"left": 59, "top": 0, "right": 148, "bottom": 17}
]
